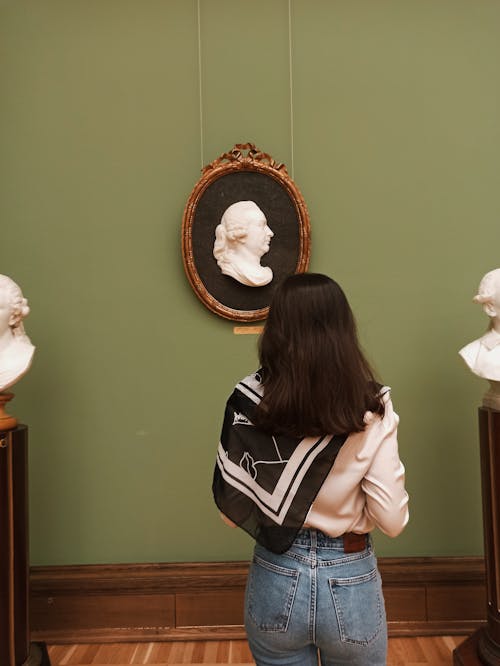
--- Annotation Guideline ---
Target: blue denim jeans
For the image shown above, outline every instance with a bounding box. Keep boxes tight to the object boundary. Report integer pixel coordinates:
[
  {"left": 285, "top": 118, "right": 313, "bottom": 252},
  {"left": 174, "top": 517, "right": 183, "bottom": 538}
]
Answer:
[{"left": 244, "top": 529, "right": 387, "bottom": 666}]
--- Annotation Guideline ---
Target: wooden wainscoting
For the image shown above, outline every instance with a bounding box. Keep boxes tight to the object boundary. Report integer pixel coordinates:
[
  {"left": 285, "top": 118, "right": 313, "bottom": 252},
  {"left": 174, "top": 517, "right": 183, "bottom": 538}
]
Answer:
[{"left": 30, "top": 557, "right": 486, "bottom": 644}]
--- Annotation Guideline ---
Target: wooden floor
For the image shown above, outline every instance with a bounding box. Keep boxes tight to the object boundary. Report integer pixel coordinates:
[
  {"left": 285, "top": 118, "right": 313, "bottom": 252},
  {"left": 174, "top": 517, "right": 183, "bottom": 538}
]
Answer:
[{"left": 47, "top": 636, "right": 467, "bottom": 665}]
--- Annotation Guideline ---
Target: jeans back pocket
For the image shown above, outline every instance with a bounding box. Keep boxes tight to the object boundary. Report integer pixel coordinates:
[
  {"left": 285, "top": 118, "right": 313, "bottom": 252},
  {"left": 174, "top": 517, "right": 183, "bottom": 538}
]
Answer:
[
  {"left": 328, "top": 568, "right": 384, "bottom": 645},
  {"left": 246, "top": 555, "right": 299, "bottom": 632}
]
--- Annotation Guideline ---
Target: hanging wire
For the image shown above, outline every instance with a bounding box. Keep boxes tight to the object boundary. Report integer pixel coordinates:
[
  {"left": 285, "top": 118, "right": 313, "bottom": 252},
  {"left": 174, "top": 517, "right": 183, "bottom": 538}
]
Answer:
[
  {"left": 197, "top": 0, "right": 204, "bottom": 170},
  {"left": 288, "top": 0, "right": 295, "bottom": 179}
]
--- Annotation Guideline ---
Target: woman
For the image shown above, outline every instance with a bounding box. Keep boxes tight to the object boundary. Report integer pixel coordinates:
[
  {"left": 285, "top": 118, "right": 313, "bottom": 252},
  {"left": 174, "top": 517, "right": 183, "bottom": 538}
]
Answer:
[{"left": 213, "top": 273, "right": 408, "bottom": 666}]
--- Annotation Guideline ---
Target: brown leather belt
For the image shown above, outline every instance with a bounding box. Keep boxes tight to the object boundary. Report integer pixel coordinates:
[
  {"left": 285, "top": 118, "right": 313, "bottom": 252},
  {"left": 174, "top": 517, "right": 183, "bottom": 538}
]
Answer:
[{"left": 342, "top": 532, "right": 368, "bottom": 553}]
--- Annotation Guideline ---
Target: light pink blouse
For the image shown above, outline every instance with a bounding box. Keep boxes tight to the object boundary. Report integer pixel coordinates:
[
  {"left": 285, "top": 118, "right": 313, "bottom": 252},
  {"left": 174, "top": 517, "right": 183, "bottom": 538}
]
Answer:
[{"left": 304, "top": 390, "right": 409, "bottom": 537}]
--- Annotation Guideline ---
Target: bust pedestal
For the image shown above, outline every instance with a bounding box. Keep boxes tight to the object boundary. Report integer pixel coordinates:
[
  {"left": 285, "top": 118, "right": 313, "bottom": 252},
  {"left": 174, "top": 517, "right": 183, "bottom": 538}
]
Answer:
[
  {"left": 454, "top": 408, "right": 500, "bottom": 665},
  {"left": 0, "top": 425, "right": 50, "bottom": 666}
]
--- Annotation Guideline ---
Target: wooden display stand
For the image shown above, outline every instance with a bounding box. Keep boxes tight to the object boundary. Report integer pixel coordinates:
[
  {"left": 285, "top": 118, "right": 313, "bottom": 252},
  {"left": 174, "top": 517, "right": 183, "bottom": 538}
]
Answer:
[
  {"left": 0, "top": 424, "right": 50, "bottom": 666},
  {"left": 454, "top": 408, "right": 500, "bottom": 665}
]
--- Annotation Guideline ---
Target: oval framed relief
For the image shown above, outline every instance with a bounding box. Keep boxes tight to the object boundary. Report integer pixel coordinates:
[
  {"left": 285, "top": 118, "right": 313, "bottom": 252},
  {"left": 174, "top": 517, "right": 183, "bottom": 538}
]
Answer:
[{"left": 181, "top": 143, "right": 311, "bottom": 322}]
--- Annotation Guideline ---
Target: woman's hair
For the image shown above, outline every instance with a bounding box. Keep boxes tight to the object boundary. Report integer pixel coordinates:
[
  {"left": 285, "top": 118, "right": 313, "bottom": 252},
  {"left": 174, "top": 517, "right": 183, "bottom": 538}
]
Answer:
[
  {"left": 253, "top": 273, "right": 384, "bottom": 437},
  {"left": 0, "top": 274, "right": 31, "bottom": 338}
]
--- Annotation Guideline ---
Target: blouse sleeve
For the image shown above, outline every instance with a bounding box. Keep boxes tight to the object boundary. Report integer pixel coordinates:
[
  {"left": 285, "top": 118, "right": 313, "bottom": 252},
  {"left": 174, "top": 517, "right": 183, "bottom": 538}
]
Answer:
[
  {"left": 219, "top": 512, "right": 237, "bottom": 528},
  {"left": 361, "top": 396, "right": 409, "bottom": 537}
]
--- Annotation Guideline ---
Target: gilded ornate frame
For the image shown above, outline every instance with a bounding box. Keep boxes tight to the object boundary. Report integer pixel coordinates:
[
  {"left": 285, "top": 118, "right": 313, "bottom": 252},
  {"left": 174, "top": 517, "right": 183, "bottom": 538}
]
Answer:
[{"left": 181, "top": 143, "right": 311, "bottom": 322}]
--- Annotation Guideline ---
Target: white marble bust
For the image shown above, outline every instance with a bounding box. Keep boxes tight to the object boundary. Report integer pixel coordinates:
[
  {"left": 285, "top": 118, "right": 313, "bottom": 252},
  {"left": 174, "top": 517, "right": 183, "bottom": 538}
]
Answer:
[
  {"left": 213, "top": 201, "right": 274, "bottom": 287},
  {"left": 0, "top": 275, "right": 35, "bottom": 392},
  {"left": 459, "top": 269, "right": 500, "bottom": 409}
]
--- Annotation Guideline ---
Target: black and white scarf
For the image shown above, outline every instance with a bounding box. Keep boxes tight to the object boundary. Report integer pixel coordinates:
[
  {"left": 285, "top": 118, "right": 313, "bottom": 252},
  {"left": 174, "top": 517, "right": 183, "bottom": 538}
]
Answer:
[{"left": 212, "top": 372, "right": 348, "bottom": 554}]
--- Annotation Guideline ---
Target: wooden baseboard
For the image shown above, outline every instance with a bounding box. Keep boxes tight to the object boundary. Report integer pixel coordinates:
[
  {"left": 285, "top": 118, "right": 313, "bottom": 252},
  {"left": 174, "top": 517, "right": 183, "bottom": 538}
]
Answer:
[{"left": 30, "top": 557, "right": 486, "bottom": 644}]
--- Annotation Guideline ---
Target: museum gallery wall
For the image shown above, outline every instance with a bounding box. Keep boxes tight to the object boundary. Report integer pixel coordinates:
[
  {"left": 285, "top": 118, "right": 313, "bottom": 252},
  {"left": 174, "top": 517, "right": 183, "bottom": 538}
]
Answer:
[{"left": 1, "top": 0, "right": 499, "bottom": 566}]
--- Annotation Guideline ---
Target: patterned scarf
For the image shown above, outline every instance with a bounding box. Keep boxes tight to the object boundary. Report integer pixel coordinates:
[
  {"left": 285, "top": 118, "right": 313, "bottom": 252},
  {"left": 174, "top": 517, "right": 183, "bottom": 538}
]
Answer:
[{"left": 212, "top": 372, "right": 348, "bottom": 554}]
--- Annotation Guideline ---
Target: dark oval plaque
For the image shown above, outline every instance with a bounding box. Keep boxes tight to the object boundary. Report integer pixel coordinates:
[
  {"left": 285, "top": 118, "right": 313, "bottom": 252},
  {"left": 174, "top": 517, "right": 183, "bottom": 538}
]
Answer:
[{"left": 182, "top": 143, "right": 311, "bottom": 321}]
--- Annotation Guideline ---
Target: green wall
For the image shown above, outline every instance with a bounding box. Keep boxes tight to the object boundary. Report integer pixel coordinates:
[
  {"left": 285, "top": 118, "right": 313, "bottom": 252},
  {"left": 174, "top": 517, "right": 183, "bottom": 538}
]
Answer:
[{"left": 1, "top": 0, "right": 499, "bottom": 565}]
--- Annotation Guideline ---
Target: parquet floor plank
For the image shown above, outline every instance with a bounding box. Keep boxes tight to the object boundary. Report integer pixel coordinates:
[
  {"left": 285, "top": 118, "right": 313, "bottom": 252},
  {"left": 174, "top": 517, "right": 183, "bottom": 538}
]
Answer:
[
  {"left": 148, "top": 642, "right": 173, "bottom": 663},
  {"left": 199, "top": 642, "right": 218, "bottom": 664},
  {"left": 170, "top": 641, "right": 191, "bottom": 663},
  {"left": 58, "top": 645, "right": 79, "bottom": 665},
  {"left": 179, "top": 641, "right": 196, "bottom": 664},
  {"left": 387, "top": 637, "right": 426, "bottom": 665},
  {"left": 80, "top": 646, "right": 102, "bottom": 664},
  {"left": 91, "top": 644, "right": 137, "bottom": 664},
  {"left": 416, "top": 635, "right": 450, "bottom": 663},
  {"left": 443, "top": 635, "right": 466, "bottom": 651},
  {"left": 133, "top": 643, "right": 155, "bottom": 664},
  {"left": 190, "top": 642, "right": 207, "bottom": 663},
  {"left": 65, "top": 645, "right": 100, "bottom": 665},
  {"left": 48, "top": 645, "right": 71, "bottom": 664},
  {"left": 228, "top": 641, "right": 253, "bottom": 664},
  {"left": 215, "top": 641, "right": 230, "bottom": 663}
]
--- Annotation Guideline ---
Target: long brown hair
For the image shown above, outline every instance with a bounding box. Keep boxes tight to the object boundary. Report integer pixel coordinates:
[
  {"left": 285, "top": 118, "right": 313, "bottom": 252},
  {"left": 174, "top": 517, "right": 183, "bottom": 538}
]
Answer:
[{"left": 253, "top": 273, "right": 384, "bottom": 437}]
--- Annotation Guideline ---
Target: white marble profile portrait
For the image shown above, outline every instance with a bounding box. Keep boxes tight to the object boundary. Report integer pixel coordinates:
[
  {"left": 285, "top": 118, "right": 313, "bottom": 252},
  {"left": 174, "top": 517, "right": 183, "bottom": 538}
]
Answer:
[
  {"left": 0, "top": 275, "right": 35, "bottom": 392},
  {"left": 213, "top": 201, "right": 274, "bottom": 287},
  {"left": 459, "top": 269, "right": 500, "bottom": 409}
]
